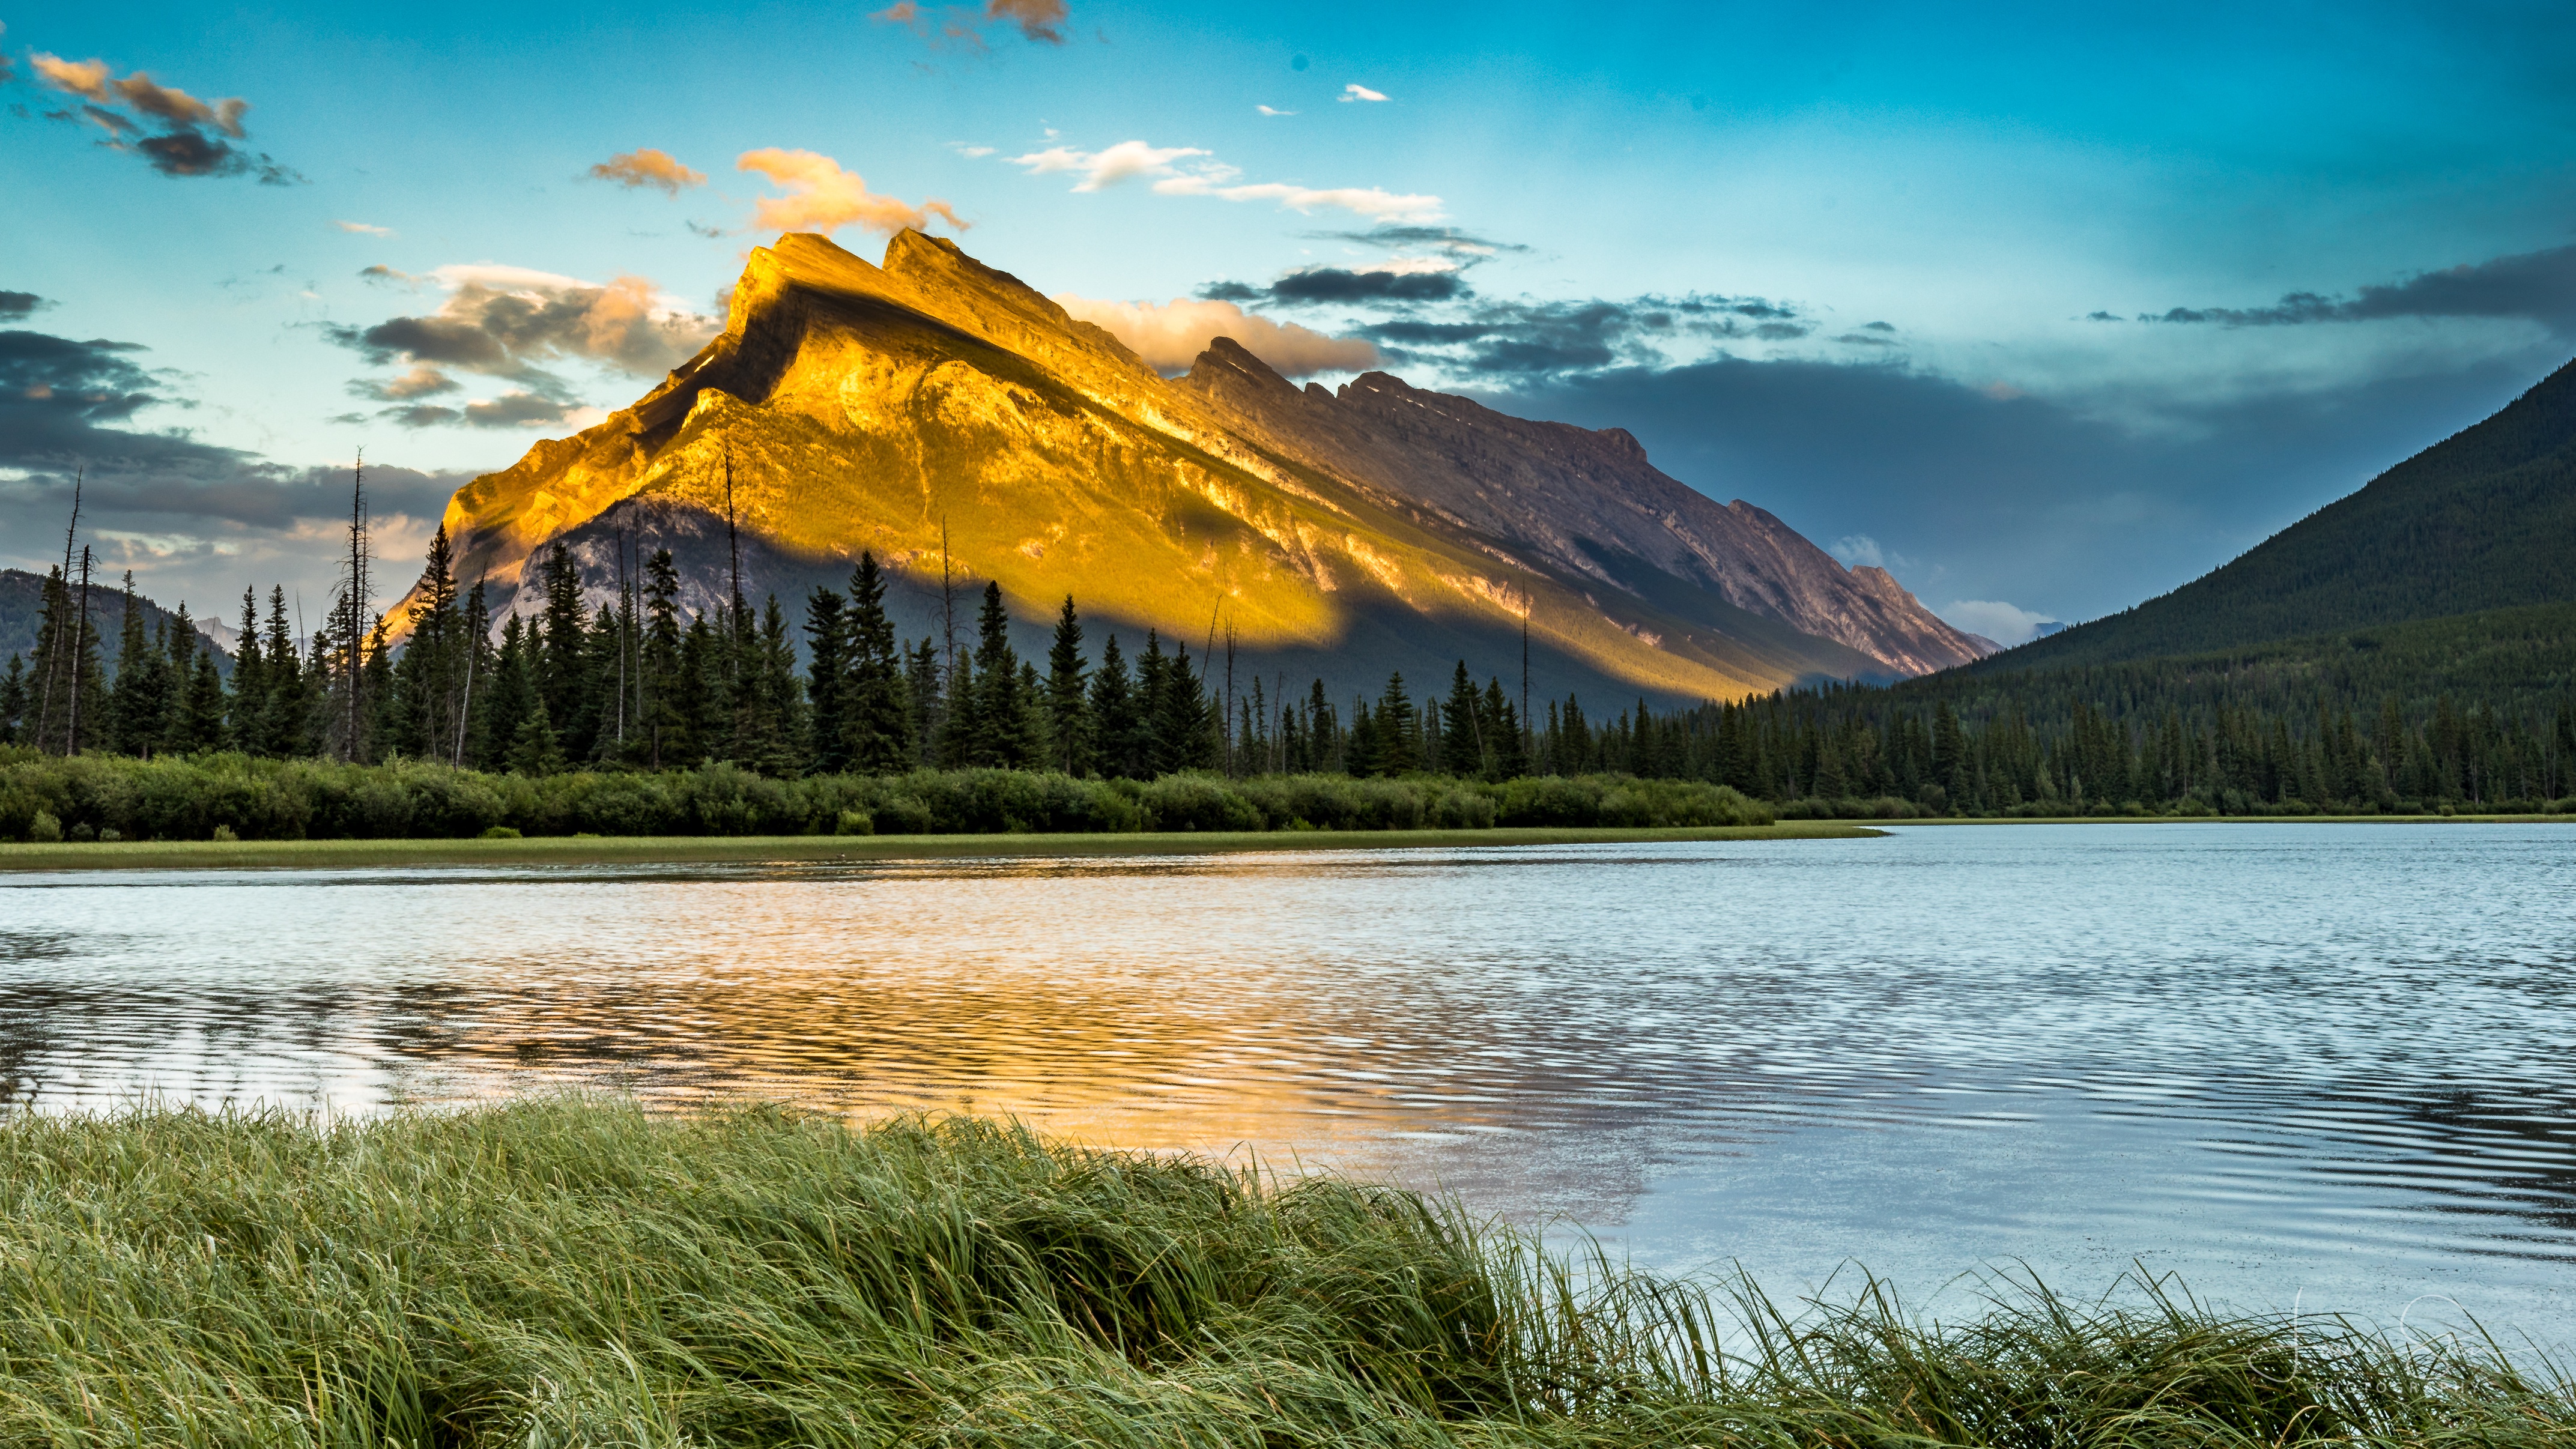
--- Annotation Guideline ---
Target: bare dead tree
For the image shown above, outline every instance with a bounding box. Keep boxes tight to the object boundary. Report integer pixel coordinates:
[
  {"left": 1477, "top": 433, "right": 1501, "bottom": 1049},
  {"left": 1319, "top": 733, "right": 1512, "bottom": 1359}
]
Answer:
[
  {"left": 35, "top": 467, "right": 82, "bottom": 754},
  {"left": 65, "top": 545, "right": 94, "bottom": 755},
  {"left": 338, "top": 451, "right": 371, "bottom": 761}
]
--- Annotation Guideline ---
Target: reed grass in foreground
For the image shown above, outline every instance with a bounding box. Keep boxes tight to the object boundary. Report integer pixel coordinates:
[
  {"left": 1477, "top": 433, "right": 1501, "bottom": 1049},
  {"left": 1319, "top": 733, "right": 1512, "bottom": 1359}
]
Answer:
[{"left": 0, "top": 1101, "right": 2563, "bottom": 1447}]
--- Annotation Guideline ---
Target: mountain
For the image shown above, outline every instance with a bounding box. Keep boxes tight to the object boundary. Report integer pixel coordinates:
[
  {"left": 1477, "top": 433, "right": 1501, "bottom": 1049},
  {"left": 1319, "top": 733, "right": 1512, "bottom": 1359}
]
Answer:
[
  {"left": 414, "top": 231, "right": 1988, "bottom": 704},
  {"left": 1983, "top": 355, "right": 2576, "bottom": 672},
  {"left": 0, "top": 569, "right": 235, "bottom": 678}
]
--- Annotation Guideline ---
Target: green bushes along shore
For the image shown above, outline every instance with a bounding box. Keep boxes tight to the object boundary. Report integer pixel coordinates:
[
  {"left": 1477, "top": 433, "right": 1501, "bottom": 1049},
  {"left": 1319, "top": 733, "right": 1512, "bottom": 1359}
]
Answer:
[
  {"left": 0, "top": 1100, "right": 2562, "bottom": 1447},
  {"left": 0, "top": 748, "right": 1771, "bottom": 842}
]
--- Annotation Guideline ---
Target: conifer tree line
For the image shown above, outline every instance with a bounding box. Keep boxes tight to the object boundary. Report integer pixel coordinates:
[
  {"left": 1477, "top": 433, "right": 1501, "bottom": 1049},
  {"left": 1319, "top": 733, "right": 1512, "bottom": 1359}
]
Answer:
[{"left": 8, "top": 519, "right": 2574, "bottom": 812}]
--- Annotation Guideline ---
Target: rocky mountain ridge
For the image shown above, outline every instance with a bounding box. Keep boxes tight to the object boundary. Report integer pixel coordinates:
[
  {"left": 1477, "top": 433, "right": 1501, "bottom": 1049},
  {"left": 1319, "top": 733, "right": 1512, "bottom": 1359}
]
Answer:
[{"left": 409, "top": 231, "right": 1990, "bottom": 703}]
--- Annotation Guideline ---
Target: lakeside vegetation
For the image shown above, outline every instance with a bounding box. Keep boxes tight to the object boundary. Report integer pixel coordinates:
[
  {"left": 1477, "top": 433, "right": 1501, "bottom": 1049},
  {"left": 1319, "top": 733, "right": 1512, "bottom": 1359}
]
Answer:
[
  {"left": 1, "top": 1100, "right": 2562, "bottom": 1447},
  {"left": 10, "top": 527, "right": 2573, "bottom": 826}
]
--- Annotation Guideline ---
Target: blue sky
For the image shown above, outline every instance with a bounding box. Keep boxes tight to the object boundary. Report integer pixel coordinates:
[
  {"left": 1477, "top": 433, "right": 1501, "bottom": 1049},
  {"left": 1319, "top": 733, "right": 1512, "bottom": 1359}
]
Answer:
[{"left": 6, "top": 0, "right": 2575, "bottom": 643}]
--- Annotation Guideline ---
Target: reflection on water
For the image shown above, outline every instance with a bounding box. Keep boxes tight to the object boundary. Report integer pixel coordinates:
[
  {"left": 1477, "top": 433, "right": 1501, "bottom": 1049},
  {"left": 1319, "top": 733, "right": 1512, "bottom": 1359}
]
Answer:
[{"left": 3, "top": 824, "right": 2571, "bottom": 1341}]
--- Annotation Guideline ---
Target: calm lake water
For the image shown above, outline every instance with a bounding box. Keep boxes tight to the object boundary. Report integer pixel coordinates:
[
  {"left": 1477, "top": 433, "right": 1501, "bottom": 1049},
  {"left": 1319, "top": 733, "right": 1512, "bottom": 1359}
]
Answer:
[{"left": 4, "top": 822, "right": 2571, "bottom": 1345}]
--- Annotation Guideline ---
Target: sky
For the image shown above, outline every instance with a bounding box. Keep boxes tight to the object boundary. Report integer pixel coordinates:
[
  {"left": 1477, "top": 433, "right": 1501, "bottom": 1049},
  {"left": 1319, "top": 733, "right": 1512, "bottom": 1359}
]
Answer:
[{"left": 5, "top": 0, "right": 2575, "bottom": 644}]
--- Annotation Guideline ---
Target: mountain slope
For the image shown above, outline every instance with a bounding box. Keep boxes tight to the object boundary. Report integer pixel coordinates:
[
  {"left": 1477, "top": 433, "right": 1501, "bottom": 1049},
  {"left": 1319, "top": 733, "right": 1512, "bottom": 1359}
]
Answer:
[
  {"left": 1, "top": 569, "right": 235, "bottom": 677},
  {"left": 415, "top": 231, "right": 1984, "bottom": 703},
  {"left": 1986, "top": 356, "right": 2576, "bottom": 671}
]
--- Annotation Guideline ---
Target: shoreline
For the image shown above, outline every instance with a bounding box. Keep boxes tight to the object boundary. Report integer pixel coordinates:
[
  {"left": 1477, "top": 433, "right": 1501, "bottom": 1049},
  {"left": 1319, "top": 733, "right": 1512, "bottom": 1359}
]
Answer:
[
  {"left": 0, "top": 820, "right": 1877, "bottom": 871},
  {"left": 1874, "top": 812, "right": 2575, "bottom": 826}
]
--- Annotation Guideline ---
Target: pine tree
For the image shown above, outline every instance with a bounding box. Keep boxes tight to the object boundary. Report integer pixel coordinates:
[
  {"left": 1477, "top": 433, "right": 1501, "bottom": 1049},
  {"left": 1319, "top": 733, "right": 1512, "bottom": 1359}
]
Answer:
[
  {"left": 1089, "top": 634, "right": 1143, "bottom": 779},
  {"left": 361, "top": 619, "right": 398, "bottom": 761},
  {"left": 1346, "top": 694, "right": 1383, "bottom": 777},
  {"left": 160, "top": 605, "right": 204, "bottom": 755},
  {"left": 1481, "top": 679, "right": 1526, "bottom": 781},
  {"left": 960, "top": 582, "right": 1035, "bottom": 769},
  {"left": 484, "top": 614, "right": 536, "bottom": 764},
  {"left": 1044, "top": 594, "right": 1091, "bottom": 775},
  {"left": 803, "top": 586, "right": 849, "bottom": 775},
  {"left": 678, "top": 613, "right": 722, "bottom": 761},
  {"left": 182, "top": 644, "right": 227, "bottom": 752}
]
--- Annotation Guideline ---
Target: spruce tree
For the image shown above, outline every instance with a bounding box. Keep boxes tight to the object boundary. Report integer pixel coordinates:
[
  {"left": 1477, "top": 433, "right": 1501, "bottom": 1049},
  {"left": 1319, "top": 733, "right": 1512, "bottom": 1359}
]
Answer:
[
  {"left": 361, "top": 620, "right": 398, "bottom": 761},
  {"left": 678, "top": 613, "right": 721, "bottom": 761},
  {"left": 1373, "top": 673, "right": 1417, "bottom": 774},
  {"left": 508, "top": 697, "right": 566, "bottom": 776},
  {"left": 0, "top": 656, "right": 25, "bottom": 745},
  {"left": 903, "top": 636, "right": 941, "bottom": 768},
  {"left": 484, "top": 614, "right": 536, "bottom": 764},
  {"left": 1481, "top": 678, "right": 1527, "bottom": 780},
  {"left": 1044, "top": 594, "right": 1090, "bottom": 775},
  {"left": 183, "top": 645, "right": 226, "bottom": 752},
  {"left": 1346, "top": 694, "right": 1383, "bottom": 777},
  {"left": 108, "top": 575, "right": 165, "bottom": 757},
  {"left": 538, "top": 542, "right": 590, "bottom": 756},
  {"left": 641, "top": 550, "right": 685, "bottom": 769},
  {"left": 160, "top": 605, "right": 202, "bottom": 756},
  {"left": 843, "top": 554, "right": 914, "bottom": 774},
  {"left": 802, "top": 586, "right": 849, "bottom": 775},
  {"left": 962, "top": 582, "right": 1034, "bottom": 769},
  {"left": 1088, "top": 633, "right": 1142, "bottom": 779},
  {"left": 260, "top": 588, "right": 308, "bottom": 760},
  {"left": 228, "top": 587, "right": 267, "bottom": 754},
  {"left": 1441, "top": 661, "right": 1483, "bottom": 776},
  {"left": 1157, "top": 644, "right": 1216, "bottom": 772}
]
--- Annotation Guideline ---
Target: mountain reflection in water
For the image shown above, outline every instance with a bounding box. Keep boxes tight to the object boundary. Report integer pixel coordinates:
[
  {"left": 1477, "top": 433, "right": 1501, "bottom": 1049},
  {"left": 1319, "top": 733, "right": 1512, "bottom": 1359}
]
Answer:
[{"left": 2, "top": 823, "right": 2570, "bottom": 1343}]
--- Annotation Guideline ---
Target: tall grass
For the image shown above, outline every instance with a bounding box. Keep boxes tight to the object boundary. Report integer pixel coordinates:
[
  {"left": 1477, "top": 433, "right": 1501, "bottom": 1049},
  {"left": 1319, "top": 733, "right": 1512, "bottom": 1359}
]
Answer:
[{"left": 0, "top": 1100, "right": 2561, "bottom": 1446}]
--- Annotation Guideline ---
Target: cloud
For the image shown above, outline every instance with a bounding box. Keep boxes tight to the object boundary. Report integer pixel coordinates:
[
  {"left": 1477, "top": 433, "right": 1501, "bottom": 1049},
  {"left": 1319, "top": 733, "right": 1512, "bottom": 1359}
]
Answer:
[
  {"left": 1256, "top": 106, "right": 1296, "bottom": 118},
  {"left": 25, "top": 52, "right": 294, "bottom": 183},
  {"left": 1937, "top": 600, "right": 2057, "bottom": 646},
  {"left": 587, "top": 148, "right": 706, "bottom": 195},
  {"left": 873, "top": 0, "right": 1067, "bottom": 49},
  {"left": 1011, "top": 140, "right": 1208, "bottom": 191},
  {"left": 1052, "top": 294, "right": 1378, "bottom": 377},
  {"left": 1210, "top": 261, "right": 1472, "bottom": 306},
  {"left": 2135, "top": 243, "right": 2576, "bottom": 338},
  {"left": 1339, "top": 84, "right": 1389, "bottom": 102},
  {"left": 1002, "top": 137, "right": 1443, "bottom": 222},
  {"left": 326, "top": 266, "right": 720, "bottom": 429},
  {"left": 736, "top": 148, "right": 969, "bottom": 235},
  {"left": 334, "top": 220, "right": 394, "bottom": 237},
  {"left": 1310, "top": 224, "right": 1527, "bottom": 258},
  {"left": 353, "top": 365, "right": 459, "bottom": 402},
  {"left": 948, "top": 142, "right": 996, "bottom": 157},
  {"left": 1829, "top": 534, "right": 1890, "bottom": 569},
  {"left": 0, "top": 292, "right": 50, "bottom": 319},
  {"left": 0, "top": 315, "right": 494, "bottom": 613},
  {"left": 1356, "top": 292, "right": 1811, "bottom": 377}
]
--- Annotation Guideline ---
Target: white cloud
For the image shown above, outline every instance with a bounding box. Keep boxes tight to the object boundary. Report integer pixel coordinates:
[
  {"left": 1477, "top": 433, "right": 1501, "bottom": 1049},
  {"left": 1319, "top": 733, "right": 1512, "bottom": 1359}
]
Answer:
[
  {"left": 1256, "top": 105, "right": 1297, "bottom": 118},
  {"left": 1339, "top": 83, "right": 1389, "bottom": 103},
  {"left": 949, "top": 142, "right": 996, "bottom": 157},
  {"left": 1003, "top": 137, "right": 1443, "bottom": 222},
  {"left": 1830, "top": 533, "right": 1888, "bottom": 569},
  {"left": 1011, "top": 140, "right": 1210, "bottom": 191},
  {"left": 1153, "top": 177, "right": 1443, "bottom": 223},
  {"left": 1938, "top": 599, "right": 2062, "bottom": 646},
  {"left": 1053, "top": 294, "right": 1379, "bottom": 378},
  {"left": 738, "top": 148, "right": 968, "bottom": 235},
  {"left": 333, "top": 220, "right": 394, "bottom": 237}
]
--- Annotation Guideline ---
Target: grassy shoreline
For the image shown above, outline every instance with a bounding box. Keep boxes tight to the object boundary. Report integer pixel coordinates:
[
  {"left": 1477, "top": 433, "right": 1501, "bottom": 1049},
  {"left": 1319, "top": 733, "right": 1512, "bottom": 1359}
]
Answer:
[
  {"left": 0, "top": 1100, "right": 2560, "bottom": 1447},
  {"left": 0, "top": 820, "right": 1876, "bottom": 871}
]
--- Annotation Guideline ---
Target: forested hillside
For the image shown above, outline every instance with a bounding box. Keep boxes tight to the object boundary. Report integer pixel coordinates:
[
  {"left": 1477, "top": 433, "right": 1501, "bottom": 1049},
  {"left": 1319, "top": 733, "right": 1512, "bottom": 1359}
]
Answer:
[{"left": 1990, "top": 356, "right": 2576, "bottom": 669}]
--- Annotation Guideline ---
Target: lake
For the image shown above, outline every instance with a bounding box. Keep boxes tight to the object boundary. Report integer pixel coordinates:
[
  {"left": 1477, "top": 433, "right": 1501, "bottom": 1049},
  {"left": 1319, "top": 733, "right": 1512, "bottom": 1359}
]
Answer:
[{"left": 4, "top": 821, "right": 2570, "bottom": 1346}]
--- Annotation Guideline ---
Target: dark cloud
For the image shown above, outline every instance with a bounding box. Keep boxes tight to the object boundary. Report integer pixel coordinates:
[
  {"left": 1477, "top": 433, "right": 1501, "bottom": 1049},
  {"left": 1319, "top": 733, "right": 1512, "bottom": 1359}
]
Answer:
[
  {"left": 1209, "top": 267, "right": 1473, "bottom": 306},
  {"left": 0, "top": 292, "right": 50, "bottom": 319},
  {"left": 1357, "top": 292, "right": 1811, "bottom": 377},
  {"left": 380, "top": 392, "right": 580, "bottom": 429},
  {"left": 1861, "top": 321, "right": 1896, "bottom": 333},
  {"left": 25, "top": 53, "right": 300, "bottom": 184},
  {"left": 0, "top": 327, "right": 467, "bottom": 529},
  {"left": 1308, "top": 224, "right": 1531, "bottom": 256},
  {"left": 1834, "top": 331, "right": 1902, "bottom": 347},
  {"left": 2136, "top": 243, "right": 2576, "bottom": 337},
  {"left": 873, "top": 0, "right": 1067, "bottom": 49},
  {"left": 1485, "top": 347, "right": 2551, "bottom": 626}
]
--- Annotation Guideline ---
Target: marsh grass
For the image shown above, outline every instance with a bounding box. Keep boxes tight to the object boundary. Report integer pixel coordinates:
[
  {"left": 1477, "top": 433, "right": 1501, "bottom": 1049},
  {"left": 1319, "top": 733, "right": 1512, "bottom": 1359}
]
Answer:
[{"left": 0, "top": 1100, "right": 2562, "bottom": 1447}]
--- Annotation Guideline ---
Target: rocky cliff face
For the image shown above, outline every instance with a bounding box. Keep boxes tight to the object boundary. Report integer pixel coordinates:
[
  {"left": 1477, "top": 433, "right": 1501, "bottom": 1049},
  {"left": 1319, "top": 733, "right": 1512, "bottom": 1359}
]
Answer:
[{"left": 409, "top": 231, "right": 1986, "bottom": 703}]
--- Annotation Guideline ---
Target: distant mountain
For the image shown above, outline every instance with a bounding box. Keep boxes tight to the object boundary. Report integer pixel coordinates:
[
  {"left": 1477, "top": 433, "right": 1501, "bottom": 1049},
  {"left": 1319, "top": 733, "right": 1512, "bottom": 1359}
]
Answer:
[
  {"left": 0, "top": 569, "right": 235, "bottom": 679},
  {"left": 402, "top": 231, "right": 1986, "bottom": 704},
  {"left": 1986, "top": 356, "right": 2576, "bottom": 671}
]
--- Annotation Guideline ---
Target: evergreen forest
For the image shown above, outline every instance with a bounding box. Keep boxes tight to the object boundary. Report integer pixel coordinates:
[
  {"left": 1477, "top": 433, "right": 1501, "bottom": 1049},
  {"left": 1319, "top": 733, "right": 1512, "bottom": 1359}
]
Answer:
[{"left": 5, "top": 519, "right": 2574, "bottom": 846}]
